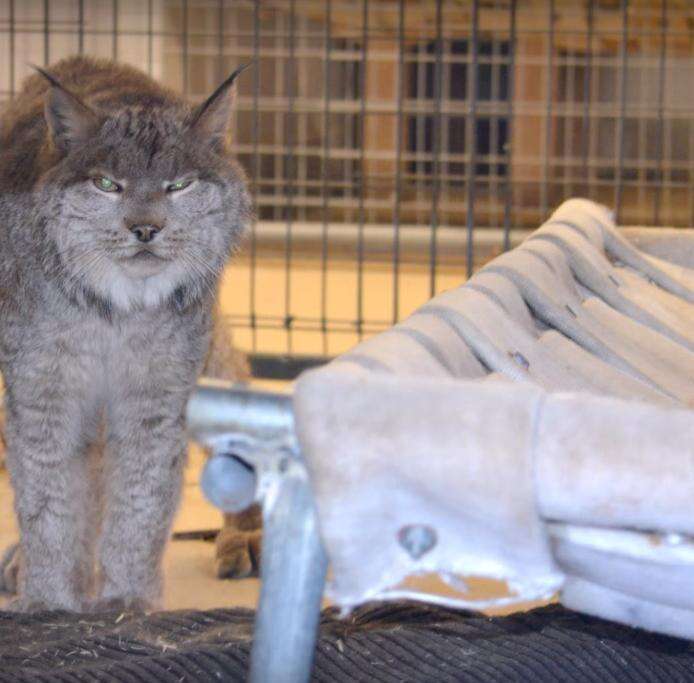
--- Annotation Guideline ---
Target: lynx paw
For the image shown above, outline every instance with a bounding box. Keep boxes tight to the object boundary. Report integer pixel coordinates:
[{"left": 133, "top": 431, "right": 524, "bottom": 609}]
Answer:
[
  {"left": 90, "top": 597, "right": 155, "bottom": 614},
  {"left": 4, "top": 597, "right": 52, "bottom": 613},
  {"left": 0, "top": 544, "right": 20, "bottom": 595},
  {"left": 4, "top": 595, "right": 85, "bottom": 613},
  {"left": 215, "top": 528, "right": 262, "bottom": 579}
]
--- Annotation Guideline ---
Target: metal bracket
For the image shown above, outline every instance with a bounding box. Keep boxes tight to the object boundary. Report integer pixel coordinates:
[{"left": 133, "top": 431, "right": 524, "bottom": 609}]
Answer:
[{"left": 187, "top": 382, "right": 327, "bottom": 683}]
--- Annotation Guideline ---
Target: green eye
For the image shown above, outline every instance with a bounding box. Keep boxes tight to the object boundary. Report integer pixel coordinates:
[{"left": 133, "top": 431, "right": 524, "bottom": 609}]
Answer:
[
  {"left": 93, "top": 176, "right": 120, "bottom": 193},
  {"left": 166, "top": 179, "right": 193, "bottom": 193}
]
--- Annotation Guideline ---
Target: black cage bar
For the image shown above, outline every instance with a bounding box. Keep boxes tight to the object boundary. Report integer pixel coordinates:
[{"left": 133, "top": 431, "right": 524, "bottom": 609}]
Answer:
[{"left": 1, "top": 0, "right": 692, "bottom": 368}]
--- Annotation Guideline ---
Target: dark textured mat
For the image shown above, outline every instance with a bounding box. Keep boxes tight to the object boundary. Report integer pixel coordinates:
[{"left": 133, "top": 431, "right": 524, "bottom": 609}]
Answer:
[{"left": 1, "top": 603, "right": 693, "bottom": 682}]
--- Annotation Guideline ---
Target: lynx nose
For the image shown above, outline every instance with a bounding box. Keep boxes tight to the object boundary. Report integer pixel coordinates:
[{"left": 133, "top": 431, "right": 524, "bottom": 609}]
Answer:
[{"left": 129, "top": 223, "right": 161, "bottom": 243}]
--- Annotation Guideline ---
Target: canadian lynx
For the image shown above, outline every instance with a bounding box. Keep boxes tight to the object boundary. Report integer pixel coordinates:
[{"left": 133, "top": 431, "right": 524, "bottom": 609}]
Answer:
[{"left": 0, "top": 56, "right": 257, "bottom": 611}]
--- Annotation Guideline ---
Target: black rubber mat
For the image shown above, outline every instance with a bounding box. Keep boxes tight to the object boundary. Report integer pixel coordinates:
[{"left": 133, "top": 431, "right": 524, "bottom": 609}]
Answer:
[{"left": 1, "top": 603, "right": 693, "bottom": 682}]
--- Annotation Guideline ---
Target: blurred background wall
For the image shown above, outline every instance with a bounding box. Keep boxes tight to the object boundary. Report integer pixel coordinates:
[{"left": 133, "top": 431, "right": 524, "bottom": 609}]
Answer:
[{"left": 1, "top": 0, "right": 692, "bottom": 363}]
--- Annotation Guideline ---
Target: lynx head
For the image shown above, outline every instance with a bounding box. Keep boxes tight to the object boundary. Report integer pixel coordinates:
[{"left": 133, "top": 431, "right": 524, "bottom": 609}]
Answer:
[{"left": 35, "top": 64, "right": 252, "bottom": 314}]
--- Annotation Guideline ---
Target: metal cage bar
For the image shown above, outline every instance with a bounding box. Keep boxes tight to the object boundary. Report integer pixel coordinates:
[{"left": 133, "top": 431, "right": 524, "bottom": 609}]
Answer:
[
  {"left": 614, "top": 0, "right": 629, "bottom": 221},
  {"left": 356, "top": 0, "right": 368, "bottom": 339},
  {"left": 392, "top": 0, "right": 405, "bottom": 323},
  {"left": 465, "top": 0, "right": 479, "bottom": 279},
  {"left": 502, "top": 0, "right": 517, "bottom": 253},
  {"left": 428, "top": 0, "right": 442, "bottom": 297}
]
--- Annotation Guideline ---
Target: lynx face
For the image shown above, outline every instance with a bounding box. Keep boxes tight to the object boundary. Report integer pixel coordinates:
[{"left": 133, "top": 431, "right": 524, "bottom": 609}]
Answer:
[{"left": 36, "top": 67, "right": 250, "bottom": 312}]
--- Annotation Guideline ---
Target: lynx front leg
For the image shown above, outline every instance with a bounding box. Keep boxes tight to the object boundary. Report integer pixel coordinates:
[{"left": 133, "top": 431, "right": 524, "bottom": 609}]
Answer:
[
  {"left": 98, "top": 387, "right": 190, "bottom": 611},
  {"left": 215, "top": 506, "right": 262, "bottom": 579},
  {"left": 3, "top": 367, "right": 97, "bottom": 612}
]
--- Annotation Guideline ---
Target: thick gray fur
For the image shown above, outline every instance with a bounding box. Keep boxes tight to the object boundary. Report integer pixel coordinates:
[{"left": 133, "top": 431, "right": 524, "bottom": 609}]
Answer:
[{"left": 0, "top": 56, "right": 251, "bottom": 612}]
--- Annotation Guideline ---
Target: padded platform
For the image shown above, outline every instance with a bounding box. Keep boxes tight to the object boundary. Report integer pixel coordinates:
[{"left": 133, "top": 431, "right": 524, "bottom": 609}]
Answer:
[
  {"left": 291, "top": 200, "right": 694, "bottom": 635},
  {"left": 2, "top": 603, "right": 694, "bottom": 682}
]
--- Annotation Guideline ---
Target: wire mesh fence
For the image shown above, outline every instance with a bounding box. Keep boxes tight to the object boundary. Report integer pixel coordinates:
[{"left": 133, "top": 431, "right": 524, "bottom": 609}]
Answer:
[{"left": 0, "top": 0, "right": 692, "bottom": 365}]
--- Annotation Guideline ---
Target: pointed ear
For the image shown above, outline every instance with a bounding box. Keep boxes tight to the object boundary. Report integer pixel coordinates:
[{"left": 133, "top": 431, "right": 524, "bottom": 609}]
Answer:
[
  {"left": 189, "top": 62, "right": 252, "bottom": 145},
  {"left": 33, "top": 66, "right": 99, "bottom": 153}
]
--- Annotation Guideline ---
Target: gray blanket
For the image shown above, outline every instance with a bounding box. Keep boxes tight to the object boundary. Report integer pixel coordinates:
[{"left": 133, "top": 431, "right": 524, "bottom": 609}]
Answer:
[{"left": 293, "top": 199, "right": 694, "bottom": 639}]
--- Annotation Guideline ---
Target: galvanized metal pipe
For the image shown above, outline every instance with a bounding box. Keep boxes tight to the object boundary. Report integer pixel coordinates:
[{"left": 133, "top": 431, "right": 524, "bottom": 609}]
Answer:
[
  {"left": 187, "top": 383, "right": 295, "bottom": 449},
  {"left": 201, "top": 453, "right": 258, "bottom": 513},
  {"left": 250, "top": 463, "right": 328, "bottom": 683}
]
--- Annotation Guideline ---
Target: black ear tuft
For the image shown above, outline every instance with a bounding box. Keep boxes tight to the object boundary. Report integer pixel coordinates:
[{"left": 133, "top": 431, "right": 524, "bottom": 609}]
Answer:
[
  {"left": 33, "top": 64, "right": 99, "bottom": 153},
  {"left": 189, "top": 62, "right": 253, "bottom": 145},
  {"left": 32, "top": 64, "right": 63, "bottom": 89}
]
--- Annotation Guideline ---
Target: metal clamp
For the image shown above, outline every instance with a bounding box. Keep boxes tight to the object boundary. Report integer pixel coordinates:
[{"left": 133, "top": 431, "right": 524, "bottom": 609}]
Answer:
[{"left": 187, "top": 382, "right": 328, "bottom": 683}]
